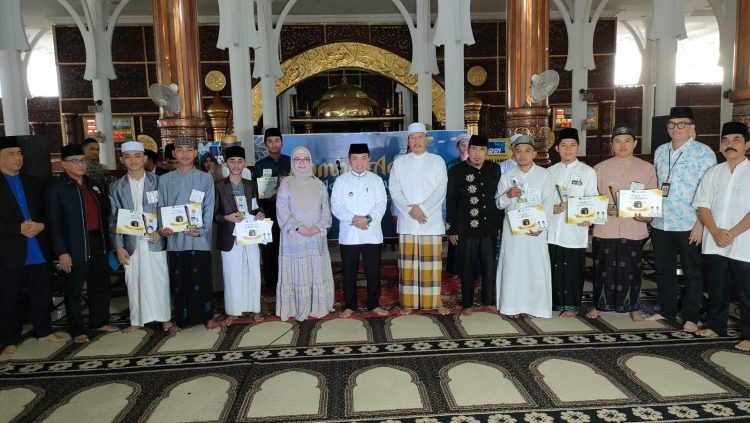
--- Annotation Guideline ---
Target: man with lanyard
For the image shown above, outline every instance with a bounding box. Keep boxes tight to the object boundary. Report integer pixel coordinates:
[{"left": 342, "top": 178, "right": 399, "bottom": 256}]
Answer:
[
  {"left": 389, "top": 122, "right": 449, "bottom": 315},
  {"left": 546, "top": 128, "right": 598, "bottom": 317},
  {"left": 331, "top": 143, "right": 388, "bottom": 318},
  {"left": 252, "top": 128, "right": 291, "bottom": 289},
  {"left": 158, "top": 137, "right": 218, "bottom": 334},
  {"left": 646, "top": 106, "right": 716, "bottom": 331},
  {"left": 47, "top": 144, "right": 118, "bottom": 343},
  {"left": 0, "top": 137, "right": 64, "bottom": 355},
  {"left": 694, "top": 122, "right": 750, "bottom": 351},
  {"left": 109, "top": 141, "right": 173, "bottom": 333},
  {"left": 446, "top": 135, "right": 501, "bottom": 315}
]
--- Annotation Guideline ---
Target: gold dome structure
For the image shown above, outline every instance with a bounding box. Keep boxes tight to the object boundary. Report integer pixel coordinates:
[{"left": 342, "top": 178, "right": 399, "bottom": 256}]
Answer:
[{"left": 313, "top": 76, "right": 381, "bottom": 117}]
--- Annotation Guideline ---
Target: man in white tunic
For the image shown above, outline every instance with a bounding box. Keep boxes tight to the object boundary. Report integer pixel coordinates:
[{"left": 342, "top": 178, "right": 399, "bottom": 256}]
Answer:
[
  {"left": 694, "top": 122, "right": 750, "bottom": 351},
  {"left": 547, "top": 128, "right": 598, "bottom": 317},
  {"left": 389, "top": 122, "right": 449, "bottom": 314},
  {"left": 109, "top": 141, "right": 172, "bottom": 333},
  {"left": 331, "top": 143, "right": 388, "bottom": 318},
  {"left": 495, "top": 135, "right": 556, "bottom": 318},
  {"left": 215, "top": 146, "right": 265, "bottom": 324}
]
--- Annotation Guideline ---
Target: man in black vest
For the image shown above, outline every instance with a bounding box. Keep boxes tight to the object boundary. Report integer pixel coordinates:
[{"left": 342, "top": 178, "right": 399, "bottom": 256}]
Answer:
[
  {"left": 445, "top": 135, "right": 502, "bottom": 315},
  {"left": 0, "top": 137, "right": 64, "bottom": 355}
]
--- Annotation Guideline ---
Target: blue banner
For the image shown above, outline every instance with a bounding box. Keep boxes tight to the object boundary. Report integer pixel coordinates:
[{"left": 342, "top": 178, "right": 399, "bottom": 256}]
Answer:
[{"left": 253, "top": 130, "right": 469, "bottom": 239}]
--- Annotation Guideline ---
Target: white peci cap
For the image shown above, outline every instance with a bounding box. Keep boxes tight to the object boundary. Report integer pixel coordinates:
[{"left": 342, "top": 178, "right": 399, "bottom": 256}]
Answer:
[
  {"left": 121, "top": 141, "right": 145, "bottom": 153},
  {"left": 407, "top": 122, "right": 427, "bottom": 135}
]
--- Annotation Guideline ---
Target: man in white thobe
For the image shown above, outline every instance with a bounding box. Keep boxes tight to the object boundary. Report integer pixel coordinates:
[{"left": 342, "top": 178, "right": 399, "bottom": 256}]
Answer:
[
  {"left": 389, "top": 122, "right": 449, "bottom": 314},
  {"left": 109, "top": 141, "right": 172, "bottom": 332},
  {"left": 495, "top": 135, "right": 556, "bottom": 318},
  {"left": 331, "top": 143, "right": 389, "bottom": 318}
]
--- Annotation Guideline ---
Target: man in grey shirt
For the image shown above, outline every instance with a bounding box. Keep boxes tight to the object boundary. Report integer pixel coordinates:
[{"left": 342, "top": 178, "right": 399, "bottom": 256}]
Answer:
[{"left": 158, "top": 137, "right": 218, "bottom": 334}]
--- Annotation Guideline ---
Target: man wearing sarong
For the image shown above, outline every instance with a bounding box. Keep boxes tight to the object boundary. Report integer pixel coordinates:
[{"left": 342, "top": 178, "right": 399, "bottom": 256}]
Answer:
[
  {"left": 694, "top": 122, "right": 750, "bottom": 351},
  {"left": 109, "top": 141, "right": 173, "bottom": 333},
  {"left": 547, "top": 128, "right": 598, "bottom": 317},
  {"left": 446, "top": 135, "right": 501, "bottom": 315},
  {"left": 587, "top": 125, "right": 656, "bottom": 321},
  {"left": 495, "top": 135, "right": 556, "bottom": 318},
  {"left": 331, "top": 143, "right": 388, "bottom": 318},
  {"left": 389, "top": 122, "right": 449, "bottom": 315},
  {"left": 158, "top": 137, "right": 218, "bottom": 334},
  {"left": 647, "top": 106, "right": 716, "bottom": 331},
  {"left": 215, "top": 146, "right": 265, "bottom": 324}
]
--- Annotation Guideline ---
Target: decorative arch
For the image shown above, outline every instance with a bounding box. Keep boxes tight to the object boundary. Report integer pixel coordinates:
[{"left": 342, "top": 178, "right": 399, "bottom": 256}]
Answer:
[{"left": 251, "top": 42, "right": 446, "bottom": 126}]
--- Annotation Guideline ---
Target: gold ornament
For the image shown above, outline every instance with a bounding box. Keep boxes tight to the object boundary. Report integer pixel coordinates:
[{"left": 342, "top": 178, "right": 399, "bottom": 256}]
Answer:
[
  {"left": 467, "top": 66, "right": 488, "bottom": 87},
  {"left": 205, "top": 70, "right": 227, "bottom": 92}
]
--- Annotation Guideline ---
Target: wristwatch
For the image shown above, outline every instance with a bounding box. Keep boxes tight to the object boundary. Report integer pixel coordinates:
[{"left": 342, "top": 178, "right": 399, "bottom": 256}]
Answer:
[{"left": 366, "top": 215, "right": 372, "bottom": 224}]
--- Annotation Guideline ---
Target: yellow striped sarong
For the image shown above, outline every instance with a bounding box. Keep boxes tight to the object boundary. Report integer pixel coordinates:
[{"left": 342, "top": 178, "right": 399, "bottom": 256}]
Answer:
[{"left": 399, "top": 234, "right": 443, "bottom": 309}]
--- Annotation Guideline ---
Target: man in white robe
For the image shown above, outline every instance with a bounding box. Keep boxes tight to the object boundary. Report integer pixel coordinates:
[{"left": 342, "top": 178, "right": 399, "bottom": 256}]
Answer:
[
  {"left": 109, "top": 141, "right": 172, "bottom": 332},
  {"left": 495, "top": 135, "right": 556, "bottom": 318}
]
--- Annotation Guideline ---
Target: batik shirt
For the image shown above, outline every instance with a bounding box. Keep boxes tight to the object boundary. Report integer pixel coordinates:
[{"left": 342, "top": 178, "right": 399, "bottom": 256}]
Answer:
[{"left": 651, "top": 138, "right": 716, "bottom": 231}]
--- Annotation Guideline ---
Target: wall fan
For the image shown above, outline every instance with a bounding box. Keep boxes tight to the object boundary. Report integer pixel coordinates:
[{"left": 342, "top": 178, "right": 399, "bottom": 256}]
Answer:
[
  {"left": 529, "top": 70, "right": 560, "bottom": 103},
  {"left": 149, "top": 83, "right": 182, "bottom": 115}
]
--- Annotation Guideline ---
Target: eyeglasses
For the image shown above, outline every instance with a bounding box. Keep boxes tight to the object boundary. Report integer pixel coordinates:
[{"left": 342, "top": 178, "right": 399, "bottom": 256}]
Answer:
[
  {"left": 667, "top": 121, "right": 693, "bottom": 129},
  {"left": 64, "top": 159, "right": 86, "bottom": 165},
  {"left": 293, "top": 157, "right": 311, "bottom": 164}
]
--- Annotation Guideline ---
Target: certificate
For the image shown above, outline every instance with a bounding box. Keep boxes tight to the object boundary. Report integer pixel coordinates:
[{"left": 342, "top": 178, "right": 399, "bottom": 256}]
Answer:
[
  {"left": 235, "top": 218, "right": 274, "bottom": 245},
  {"left": 507, "top": 205, "right": 548, "bottom": 235},
  {"left": 161, "top": 203, "right": 203, "bottom": 232},
  {"left": 618, "top": 189, "right": 663, "bottom": 218},
  {"left": 116, "top": 209, "right": 148, "bottom": 236},
  {"left": 257, "top": 176, "right": 279, "bottom": 199},
  {"left": 567, "top": 195, "right": 608, "bottom": 224}
]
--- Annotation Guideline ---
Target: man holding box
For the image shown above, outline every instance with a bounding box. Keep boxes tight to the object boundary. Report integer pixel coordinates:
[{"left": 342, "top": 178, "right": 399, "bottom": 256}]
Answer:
[
  {"left": 547, "top": 128, "right": 598, "bottom": 317},
  {"left": 588, "top": 125, "right": 656, "bottom": 321},
  {"left": 158, "top": 137, "right": 218, "bottom": 334}
]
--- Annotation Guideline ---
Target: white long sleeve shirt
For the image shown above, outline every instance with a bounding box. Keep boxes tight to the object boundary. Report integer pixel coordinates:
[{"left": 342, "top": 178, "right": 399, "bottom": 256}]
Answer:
[
  {"left": 389, "top": 152, "right": 448, "bottom": 235},
  {"left": 331, "top": 170, "right": 387, "bottom": 245},
  {"left": 546, "top": 160, "right": 599, "bottom": 248}
]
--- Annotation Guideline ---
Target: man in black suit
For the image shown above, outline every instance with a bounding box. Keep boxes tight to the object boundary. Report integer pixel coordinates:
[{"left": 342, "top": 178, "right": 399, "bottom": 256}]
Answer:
[
  {"left": 0, "top": 137, "right": 64, "bottom": 356},
  {"left": 46, "top": 144, "right": 118, "bottom": 343}
]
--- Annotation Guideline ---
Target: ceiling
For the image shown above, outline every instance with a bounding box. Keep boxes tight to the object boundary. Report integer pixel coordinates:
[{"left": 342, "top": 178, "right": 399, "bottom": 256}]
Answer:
[{"left": 19, "top": 0, "right": 716, "bottom": 29}]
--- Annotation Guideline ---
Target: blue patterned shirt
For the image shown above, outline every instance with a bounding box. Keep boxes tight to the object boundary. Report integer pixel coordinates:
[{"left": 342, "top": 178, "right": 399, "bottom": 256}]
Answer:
[{"left": 651, "top": 138, "right": 716, "bottom": 231}]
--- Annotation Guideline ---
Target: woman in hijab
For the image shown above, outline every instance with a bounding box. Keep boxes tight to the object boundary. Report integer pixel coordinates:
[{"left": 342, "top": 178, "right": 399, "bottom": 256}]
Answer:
[{"left": 275, "top": 146, "right": 334, "bottom": 321}]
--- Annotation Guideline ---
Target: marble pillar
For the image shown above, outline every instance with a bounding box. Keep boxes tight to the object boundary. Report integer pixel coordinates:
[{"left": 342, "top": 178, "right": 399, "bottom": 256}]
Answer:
[
  {"left": 506, "top": 0, "right": 552, "bottom": 165},
  {"left": 153, "top": 0, "right": 207, "bottom": 145},
  {"left": 0, "top": 0, "right": 30, "bottom": 136}
]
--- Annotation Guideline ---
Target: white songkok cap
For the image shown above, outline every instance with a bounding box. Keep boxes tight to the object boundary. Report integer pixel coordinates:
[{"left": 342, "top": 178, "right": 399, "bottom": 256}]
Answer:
[
  {"left": 121, "top": 141, "right": 145, "bottom": 153},
  {"left": 407, "top": 122, "right": 427, "bottom": 135}
]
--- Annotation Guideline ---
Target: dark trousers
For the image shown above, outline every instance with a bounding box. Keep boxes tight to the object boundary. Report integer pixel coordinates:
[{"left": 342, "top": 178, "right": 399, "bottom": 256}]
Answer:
[
  {"left": 459, "top": 236, "right": 496, "bottom": 308},
  {"left": 168, "top": 250, "right": 213, "bottom": 327},
  {"left": 705, "top": 254, "right": 750, "bottom": 339},
  {"left": 1, "top": 264, "right": 53, "bottom": 347},
  {"left": 651, "top": 228, "right": 703, "bottom": 322},
  {"left": 65, "top": 233, "right": 111, "bottom": 337},
  {"left": 260, "top": 220, "right": 280, "bottom": 288},
  {"left": 340, "top": 243, "right": 382, "bottom": 310}
]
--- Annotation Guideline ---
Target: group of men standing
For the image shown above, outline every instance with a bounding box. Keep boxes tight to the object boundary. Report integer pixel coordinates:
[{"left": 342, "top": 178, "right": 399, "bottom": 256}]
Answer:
[{"left": 2, "top": 107, "right": 749, "bottom": 355}]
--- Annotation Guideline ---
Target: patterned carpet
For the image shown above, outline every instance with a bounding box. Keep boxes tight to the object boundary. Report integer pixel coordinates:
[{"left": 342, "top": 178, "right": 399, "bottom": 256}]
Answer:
[{"left": 1, "top": 262, "right": 749, "bottom": 422}]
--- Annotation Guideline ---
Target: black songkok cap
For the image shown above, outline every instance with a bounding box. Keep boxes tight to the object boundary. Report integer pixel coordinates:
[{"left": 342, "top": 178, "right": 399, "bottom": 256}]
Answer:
[
  {"left": 469, "top": 135, "right": 489, "bottom": 147},
  {"left": 557, "top": 127, "right": 579, "bottom": 143},
  {"left": 164, "top": 143, "right": 176, "bottom": 160},
  {"left": 612, "top": 124, "right": 637, "bottom": 139},
  {"left": 721, "top": 121, "right": 750, "bottom": 141},
  {"left": 348, "top": 143, "right": 370, "bottom": 155},
  {"left": 264, "top": 127, "right": 282, "bottom": 142},
  {"left": 0, "top": 136, "right": 20, "bottom": 150},
  {"left": 145, "top": 149, "right": 158, "bottom": 162},
  {"left": 224, "top": 145, "right": 245, "bottom": 160},
  {"left": 669, "top": 106, "right": 694, "bottom": 120},
  {"left": 61, "top": 144, "right": 85, "bottom": 159}
]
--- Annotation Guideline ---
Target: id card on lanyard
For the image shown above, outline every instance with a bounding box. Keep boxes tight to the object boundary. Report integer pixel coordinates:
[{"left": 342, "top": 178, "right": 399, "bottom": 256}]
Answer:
[{"left": 661, "top": 149, "right": 682, "bottom": 197}]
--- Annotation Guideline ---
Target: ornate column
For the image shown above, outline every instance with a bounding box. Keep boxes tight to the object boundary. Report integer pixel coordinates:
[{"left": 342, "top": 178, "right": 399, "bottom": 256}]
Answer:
[
  {"left": 730, "top": 0, "right": 750, "bottom": 128},
  {"left": 506, "top": 0, "right": 551, "bottom": 164},
  {"left": 153, "top": 0, "right": 206, "bottom": 145},
  {"left": 620, "top": 19, "right": 655, "bottom": 152},
  {"left": 464, "top": 88, "right": 482, "bottom": 135},
  {"left": 709, "top": 0, "right": 737, "bottom": 125},
  {"left": 649, "top": 0, "right": 686, "bottom": 116},
  {"left": 0, "top": 0, "right": 30, "bottom": 136}
]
